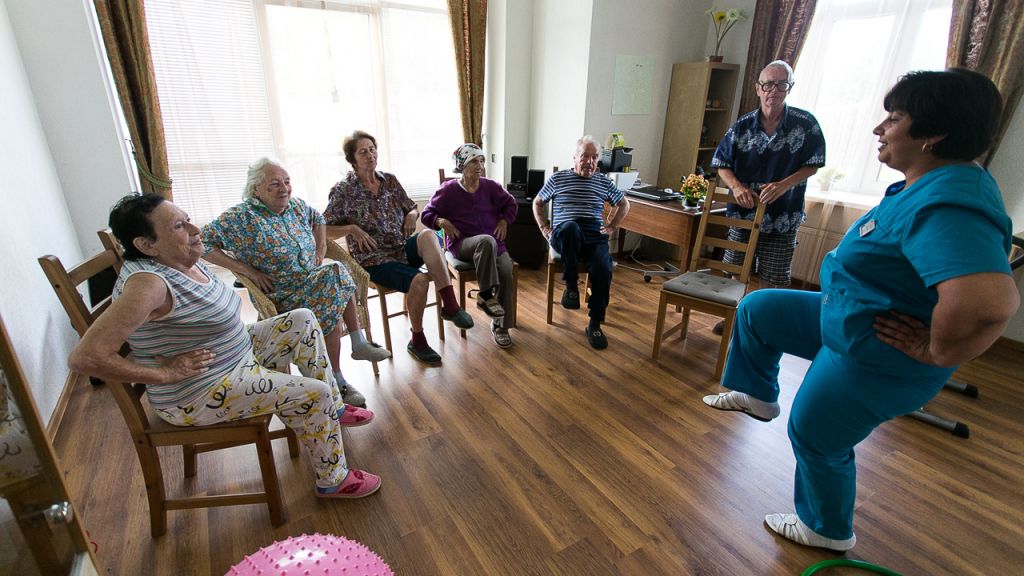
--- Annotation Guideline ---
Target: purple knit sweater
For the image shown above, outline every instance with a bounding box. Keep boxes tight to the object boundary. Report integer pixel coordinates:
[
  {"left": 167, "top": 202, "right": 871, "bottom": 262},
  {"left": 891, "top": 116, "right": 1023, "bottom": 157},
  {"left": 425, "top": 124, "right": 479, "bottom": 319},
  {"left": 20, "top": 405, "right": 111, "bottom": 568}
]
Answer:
[{"left": 421, "top": 177, "right": 518, "bottom": 257}]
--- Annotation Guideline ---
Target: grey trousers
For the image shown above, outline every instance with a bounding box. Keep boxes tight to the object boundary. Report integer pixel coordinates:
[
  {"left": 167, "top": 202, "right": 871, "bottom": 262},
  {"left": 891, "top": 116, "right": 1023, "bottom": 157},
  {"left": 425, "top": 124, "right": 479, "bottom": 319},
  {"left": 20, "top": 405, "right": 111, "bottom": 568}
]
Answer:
[{"left": 456, "top": 234, "right": 515, "bottom": 328}]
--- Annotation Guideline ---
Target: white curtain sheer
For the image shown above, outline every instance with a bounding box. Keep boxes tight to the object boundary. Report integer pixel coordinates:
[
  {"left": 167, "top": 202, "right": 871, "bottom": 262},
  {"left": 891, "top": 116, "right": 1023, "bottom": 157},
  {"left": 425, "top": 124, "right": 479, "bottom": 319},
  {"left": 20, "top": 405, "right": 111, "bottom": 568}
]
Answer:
[
  {"left": 787, "top": 0, "right": 952, "bottom": 202},
  {"left": 146, "top": 0, "right": 461, "bottom": 225}
]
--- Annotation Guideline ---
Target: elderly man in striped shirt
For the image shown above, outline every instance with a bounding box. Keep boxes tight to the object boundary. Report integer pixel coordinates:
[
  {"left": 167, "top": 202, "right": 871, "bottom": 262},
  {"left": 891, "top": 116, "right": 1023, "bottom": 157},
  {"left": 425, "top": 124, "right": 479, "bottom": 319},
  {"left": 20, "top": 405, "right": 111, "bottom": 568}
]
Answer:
[{"left": 533, "top": 135, "right": 631, "bottom": 349}]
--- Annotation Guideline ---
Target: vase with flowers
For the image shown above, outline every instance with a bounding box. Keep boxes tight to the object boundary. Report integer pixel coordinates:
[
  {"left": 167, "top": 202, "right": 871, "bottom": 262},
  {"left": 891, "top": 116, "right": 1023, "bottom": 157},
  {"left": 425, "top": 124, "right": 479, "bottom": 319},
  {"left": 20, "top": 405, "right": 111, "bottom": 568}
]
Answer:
[
  {"left": 680, "top": 173, "right": 709, "bottom": 209},
  {"left": 706, "top": 7, "right": 747, "bottom": 61}
]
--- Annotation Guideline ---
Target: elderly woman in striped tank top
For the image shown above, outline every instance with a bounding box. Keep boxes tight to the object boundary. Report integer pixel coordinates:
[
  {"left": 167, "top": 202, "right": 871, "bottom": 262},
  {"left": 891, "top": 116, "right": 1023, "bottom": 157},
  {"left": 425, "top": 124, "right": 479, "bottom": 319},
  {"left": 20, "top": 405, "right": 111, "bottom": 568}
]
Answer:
[{"left": 69, "top": 194, "right": 381, "bottom": 499}]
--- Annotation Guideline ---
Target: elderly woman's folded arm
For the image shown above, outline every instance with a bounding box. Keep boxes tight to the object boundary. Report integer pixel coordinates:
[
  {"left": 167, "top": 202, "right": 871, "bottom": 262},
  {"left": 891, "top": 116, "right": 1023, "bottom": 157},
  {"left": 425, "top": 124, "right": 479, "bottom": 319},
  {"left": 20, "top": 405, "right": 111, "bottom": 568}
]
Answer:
[{"left": 68, "top": 274, "right": 214, "bottom": 385}]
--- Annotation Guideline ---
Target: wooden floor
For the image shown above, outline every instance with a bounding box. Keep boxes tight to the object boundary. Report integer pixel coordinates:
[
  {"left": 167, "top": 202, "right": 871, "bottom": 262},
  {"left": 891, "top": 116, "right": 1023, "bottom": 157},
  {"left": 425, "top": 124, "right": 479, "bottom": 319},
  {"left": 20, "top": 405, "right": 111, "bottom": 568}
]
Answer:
[{"left": 53, "top": 265, "right": 1024, "bottom": 576}]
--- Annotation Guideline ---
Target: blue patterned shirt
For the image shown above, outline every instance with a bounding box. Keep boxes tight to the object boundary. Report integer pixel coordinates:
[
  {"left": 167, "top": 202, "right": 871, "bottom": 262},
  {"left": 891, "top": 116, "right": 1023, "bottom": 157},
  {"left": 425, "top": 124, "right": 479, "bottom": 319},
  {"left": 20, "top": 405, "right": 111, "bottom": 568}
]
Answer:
[{"left": 711, "top": 105, "right": 825, "bottom": 233}]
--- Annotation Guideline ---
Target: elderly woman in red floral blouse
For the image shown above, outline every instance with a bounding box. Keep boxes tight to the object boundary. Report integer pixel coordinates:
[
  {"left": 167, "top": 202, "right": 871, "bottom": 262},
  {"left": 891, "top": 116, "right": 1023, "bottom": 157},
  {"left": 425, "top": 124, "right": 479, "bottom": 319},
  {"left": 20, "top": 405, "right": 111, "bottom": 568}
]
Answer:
[{"left": 323, "top": 130, "right": 474, "bottom": 366}]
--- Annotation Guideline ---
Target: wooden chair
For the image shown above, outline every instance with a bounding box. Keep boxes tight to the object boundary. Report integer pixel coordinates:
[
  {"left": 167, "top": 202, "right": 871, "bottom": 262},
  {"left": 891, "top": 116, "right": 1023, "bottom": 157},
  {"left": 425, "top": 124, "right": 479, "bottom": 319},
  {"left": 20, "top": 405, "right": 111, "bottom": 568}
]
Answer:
[
  {"left": 38, "top": 244, "right": 299, "bottom": 537},
  {"left": 545, "top": 248, "right": 590, "bottom": 325},
  {"left": 437, "top": 168, "right": 519, "bottom": 337},
  {"left": 651, "top": 187, "right": 767, "bottom": 379},
  {"left": 108, "top": 379, "right": 286, "bottom": 537},
  {"left": 370, "top": 281, "right": 445, "bottom": 353},
  {"left": 230, "top": 239, "right": 381, "bottom": 376}
]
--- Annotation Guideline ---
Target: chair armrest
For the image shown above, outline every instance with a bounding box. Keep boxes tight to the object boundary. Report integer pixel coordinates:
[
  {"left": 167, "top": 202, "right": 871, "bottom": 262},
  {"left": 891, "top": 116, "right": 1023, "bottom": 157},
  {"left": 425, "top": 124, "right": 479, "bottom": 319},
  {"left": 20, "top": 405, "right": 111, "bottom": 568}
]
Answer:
[
  {"left": 232, "top": 273, "right": 278, "bottom": 321},
  {"left": 325, "top": 240, "right": 371, "bottom": 335}
]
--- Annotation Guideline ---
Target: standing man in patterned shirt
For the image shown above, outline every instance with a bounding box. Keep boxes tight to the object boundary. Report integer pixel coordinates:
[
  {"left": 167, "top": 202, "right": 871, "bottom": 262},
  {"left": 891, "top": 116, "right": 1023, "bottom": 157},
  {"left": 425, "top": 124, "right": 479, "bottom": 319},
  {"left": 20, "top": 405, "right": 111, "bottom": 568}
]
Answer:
[
  {"left": 711, "top": 60, "right": 826, "bottom": 332},
  {"left": 533, "top": 135, "right": 630, "bottom": 349}
]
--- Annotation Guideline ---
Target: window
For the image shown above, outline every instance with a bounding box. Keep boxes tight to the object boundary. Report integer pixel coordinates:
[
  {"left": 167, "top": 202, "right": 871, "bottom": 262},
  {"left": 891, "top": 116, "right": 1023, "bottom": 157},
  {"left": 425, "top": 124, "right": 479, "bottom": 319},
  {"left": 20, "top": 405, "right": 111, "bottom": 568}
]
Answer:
[
  {"left": 786, "top": 0, "right": 952, "bottom": 202},
  {"left": 146, "top": 0, "right": 460, "bottom": 225}
]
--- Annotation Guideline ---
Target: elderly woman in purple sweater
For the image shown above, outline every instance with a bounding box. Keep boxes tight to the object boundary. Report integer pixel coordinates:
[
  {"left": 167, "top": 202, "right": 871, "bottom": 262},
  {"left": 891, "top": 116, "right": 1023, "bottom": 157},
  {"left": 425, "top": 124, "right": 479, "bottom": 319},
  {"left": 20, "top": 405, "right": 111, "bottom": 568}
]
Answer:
[{"left": 421, "top": 144, "right": 519, "bottom": 348}]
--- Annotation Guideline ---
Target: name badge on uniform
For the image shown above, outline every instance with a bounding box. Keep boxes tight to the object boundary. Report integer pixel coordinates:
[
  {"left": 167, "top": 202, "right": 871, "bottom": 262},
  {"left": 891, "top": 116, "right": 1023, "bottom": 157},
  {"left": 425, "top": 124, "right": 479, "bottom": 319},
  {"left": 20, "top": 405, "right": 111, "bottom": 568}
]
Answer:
[{"left": 859, "top": 219, "right": 876, "bottom": 237}]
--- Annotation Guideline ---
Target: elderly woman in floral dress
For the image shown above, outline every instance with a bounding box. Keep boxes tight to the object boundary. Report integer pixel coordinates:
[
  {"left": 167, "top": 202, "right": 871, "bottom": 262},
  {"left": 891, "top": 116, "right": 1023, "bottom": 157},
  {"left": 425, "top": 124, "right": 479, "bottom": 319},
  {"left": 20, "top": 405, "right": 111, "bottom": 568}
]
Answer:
[{"left": 202, "top": 158, "right": 390, "bottom": 408}]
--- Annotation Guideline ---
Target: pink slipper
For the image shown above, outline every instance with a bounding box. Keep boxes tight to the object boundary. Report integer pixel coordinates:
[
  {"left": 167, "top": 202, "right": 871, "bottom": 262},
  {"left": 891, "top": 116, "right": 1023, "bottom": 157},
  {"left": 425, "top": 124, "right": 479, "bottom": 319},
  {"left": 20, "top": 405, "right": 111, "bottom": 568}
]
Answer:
[
  {"left": 316, "top": 469, "right": 382, "bottom": 499},
  {"left": 337, "top": 404, "right": 375, "bottom": 427}
]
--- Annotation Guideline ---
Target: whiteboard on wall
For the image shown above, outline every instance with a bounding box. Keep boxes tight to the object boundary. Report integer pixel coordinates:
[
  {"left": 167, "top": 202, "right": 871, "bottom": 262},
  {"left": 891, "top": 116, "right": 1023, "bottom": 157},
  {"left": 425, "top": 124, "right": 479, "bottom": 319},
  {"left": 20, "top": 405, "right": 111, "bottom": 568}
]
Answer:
[{"left": 612, "top": 55, "right": 654, "bottom": 115}]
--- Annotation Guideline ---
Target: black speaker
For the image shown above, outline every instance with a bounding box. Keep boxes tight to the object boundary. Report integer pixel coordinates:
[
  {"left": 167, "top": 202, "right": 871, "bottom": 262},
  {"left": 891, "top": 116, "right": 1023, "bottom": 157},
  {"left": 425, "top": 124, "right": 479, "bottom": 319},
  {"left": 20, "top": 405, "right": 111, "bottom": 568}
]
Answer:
[
  {"left": 511, "top": 155, "right": 528, "bottom": 184},
  {"left": 527, "top": 169, "right": 545, "bottom": 198},
  {"left": 506, "top": 198, "right": 547, "bottom": 268}
]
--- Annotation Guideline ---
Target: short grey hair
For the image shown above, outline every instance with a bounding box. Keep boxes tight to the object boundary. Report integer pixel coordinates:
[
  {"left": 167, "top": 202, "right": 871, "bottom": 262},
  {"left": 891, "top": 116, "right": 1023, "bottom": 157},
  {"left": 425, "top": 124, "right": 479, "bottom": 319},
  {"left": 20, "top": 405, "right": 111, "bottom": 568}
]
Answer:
[
  {"left": 243, "top": 157, "right": 284, "bottom": 198},
  {"left": 574, "top": 135, "right": 603, "bottom": 157},
  {"left": 762, "top": 60, "right": 795, "bottom": 83}
]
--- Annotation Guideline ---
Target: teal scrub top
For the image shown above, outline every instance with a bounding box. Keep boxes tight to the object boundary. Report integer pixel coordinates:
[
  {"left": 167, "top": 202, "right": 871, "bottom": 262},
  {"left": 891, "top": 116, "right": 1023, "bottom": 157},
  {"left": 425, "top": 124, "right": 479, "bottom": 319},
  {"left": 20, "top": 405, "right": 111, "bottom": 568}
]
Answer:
[{"left": 819, "top": 164, "right": 1013, "bottom": 378}]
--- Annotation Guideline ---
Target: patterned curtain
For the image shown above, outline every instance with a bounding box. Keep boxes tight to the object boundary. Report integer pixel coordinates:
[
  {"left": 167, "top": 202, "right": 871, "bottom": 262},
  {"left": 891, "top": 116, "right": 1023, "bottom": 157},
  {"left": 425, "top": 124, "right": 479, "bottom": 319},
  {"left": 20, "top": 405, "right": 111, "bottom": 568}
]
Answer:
[
  {"left": 447, "top": 0, "right": 487, "bottom": 145},
  {"left": 947, "top": 0, "right": 1024, "bottom": 163},
  {"left": 737, "top": 0, "right": 818, "bottom": 116},
  {"left": 93, "top": 0, "right": 172, "bottom": 197}
]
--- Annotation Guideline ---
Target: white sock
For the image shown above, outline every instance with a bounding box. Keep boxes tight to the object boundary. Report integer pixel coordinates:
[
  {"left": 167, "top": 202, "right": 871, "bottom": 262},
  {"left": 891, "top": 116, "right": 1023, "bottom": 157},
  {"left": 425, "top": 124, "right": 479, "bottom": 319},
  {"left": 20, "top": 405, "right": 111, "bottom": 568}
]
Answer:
[
  {"left": 350, "top": 329, "right": 367, "bottom": 348},
  {"left": 735, "top": 391, "right": 780, "bottom": 418}
]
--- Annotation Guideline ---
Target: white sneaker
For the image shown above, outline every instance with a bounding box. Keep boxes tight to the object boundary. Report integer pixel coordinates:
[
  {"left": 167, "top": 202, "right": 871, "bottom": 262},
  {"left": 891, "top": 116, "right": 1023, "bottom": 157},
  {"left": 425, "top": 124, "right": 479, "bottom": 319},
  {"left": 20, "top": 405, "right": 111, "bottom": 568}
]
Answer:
[
  {"left": 351, "top": 341, "right": 392, "bottom": 362},
  {"left": 702, "top": 391, "right": 780, "bottom": 422},
  {"left": 765, "top": 513, "right": 856, "bottom": 552}
]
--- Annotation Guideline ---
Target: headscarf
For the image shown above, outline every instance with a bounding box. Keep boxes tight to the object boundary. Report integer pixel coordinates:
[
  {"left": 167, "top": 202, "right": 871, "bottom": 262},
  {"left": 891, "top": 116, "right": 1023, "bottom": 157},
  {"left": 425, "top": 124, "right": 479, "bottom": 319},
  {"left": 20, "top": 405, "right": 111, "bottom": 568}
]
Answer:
[{"left": 452, "top": 143, "right": 485, "bottom": 173}]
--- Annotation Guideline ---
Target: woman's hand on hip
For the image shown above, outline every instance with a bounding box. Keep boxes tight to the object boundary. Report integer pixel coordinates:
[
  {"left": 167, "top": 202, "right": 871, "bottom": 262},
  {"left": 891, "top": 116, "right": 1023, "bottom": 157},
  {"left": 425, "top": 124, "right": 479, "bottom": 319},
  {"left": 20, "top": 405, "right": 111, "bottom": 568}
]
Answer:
[
  {"left": 874, "top": 310, "right": 935, "bottom": 365},
  {"left": 493, "top": 219, "right": 508, "bottom": 241},
  {"left": 156, "top": 350, "right": 216, "bottom": 384},
  {"left": 438, "top": 218, "right": 461, "bottom": 240}
]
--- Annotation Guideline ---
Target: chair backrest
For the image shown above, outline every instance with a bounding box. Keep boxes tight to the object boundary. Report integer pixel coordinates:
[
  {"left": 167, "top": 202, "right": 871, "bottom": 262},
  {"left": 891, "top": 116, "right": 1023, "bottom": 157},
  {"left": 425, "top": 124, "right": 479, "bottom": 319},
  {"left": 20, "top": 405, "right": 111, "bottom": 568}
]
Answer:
[
  {"left": 97, "top": 228, "right": 125, "bottom": 274},
  {"left": 438, "top": 168, "right": 457, "bottom": 185},
  {"left": 687, "top": 187, "right": 767, "bottom": 283},
  {"left": 105, "top": 381, "right": 151, "bottom": 438},
  {"left": 38, "top": 245, "right": 125, "bottom": 337}
]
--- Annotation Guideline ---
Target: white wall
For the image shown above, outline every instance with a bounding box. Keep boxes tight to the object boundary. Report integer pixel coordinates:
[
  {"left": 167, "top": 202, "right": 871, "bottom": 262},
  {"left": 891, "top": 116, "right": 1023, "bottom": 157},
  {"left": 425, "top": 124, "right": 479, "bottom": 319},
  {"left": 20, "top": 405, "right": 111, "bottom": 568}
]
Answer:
[
  {"left": 0, "top": 0, "right": 85, "bottom": 417},
  {"left": 529, "top": 0, "right": 593, "bottom": 172},
  {"left": 4, "top": 0, "right": 134, "bottom": 257},
  {"left": 484, "top": 0, "right": 535, "bottom": 185},
  {"left": 584, "top": 0, "right": 705, "bottom": 182},
  {"left": 988, "top": 102, "right": 1024, "bottom": 342}
]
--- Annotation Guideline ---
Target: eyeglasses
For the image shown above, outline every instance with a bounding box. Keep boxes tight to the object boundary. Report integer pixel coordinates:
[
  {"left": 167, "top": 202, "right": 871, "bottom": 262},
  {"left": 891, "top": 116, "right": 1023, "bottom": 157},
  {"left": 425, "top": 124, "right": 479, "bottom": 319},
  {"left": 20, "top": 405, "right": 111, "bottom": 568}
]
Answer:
[{"left": 757, "top": 80, "right": 793, "bottom": 93}]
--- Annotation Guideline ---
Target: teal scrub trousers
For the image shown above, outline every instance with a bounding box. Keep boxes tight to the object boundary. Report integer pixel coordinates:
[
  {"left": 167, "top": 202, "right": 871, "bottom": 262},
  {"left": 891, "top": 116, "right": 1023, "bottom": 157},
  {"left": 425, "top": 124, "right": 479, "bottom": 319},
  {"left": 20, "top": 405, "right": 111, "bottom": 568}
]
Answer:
[{"left": 722, "top": 289, "right": 948, "bottom": 539}]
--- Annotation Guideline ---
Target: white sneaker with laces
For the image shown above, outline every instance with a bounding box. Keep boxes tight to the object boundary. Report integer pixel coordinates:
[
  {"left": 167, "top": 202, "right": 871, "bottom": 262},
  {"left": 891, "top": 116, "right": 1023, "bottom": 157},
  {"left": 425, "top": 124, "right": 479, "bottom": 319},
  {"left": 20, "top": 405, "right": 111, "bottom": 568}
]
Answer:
[
  {"left": 764, "top": 513, "right": 856, "bottom": 552},
  {"left": 351, "top": 340, "right": 392, "bottom": 362}
]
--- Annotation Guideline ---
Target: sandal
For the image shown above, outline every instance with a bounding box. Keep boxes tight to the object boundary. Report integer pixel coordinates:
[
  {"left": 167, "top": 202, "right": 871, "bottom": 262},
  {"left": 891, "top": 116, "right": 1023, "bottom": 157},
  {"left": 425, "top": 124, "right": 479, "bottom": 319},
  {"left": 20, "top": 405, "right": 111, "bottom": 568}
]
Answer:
[
  {"left": 476, "top": 294, "right": 505, "bottom": 318},
  {"left": 491, "top": 323, "right": 513, "bottom": 348}
]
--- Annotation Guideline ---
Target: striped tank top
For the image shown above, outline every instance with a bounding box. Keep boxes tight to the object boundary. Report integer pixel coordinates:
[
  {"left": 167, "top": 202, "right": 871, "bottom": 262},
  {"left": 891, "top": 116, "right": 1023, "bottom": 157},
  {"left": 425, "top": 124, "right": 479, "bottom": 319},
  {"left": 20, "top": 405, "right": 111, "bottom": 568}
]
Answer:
[{"left": 114, "top": 259, "right": 251, "bottom": 410}]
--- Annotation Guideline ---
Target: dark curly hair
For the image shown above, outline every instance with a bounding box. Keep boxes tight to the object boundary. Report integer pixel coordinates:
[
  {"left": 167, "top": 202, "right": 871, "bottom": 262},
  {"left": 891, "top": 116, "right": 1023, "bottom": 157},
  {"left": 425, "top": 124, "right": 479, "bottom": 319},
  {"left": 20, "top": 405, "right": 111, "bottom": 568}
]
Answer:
[
  {"left": 108, "top": 193, "right": 165, "bottom": 260},
  {"left": 883, "top": 68, "right": 1003, "bottom": 161}
]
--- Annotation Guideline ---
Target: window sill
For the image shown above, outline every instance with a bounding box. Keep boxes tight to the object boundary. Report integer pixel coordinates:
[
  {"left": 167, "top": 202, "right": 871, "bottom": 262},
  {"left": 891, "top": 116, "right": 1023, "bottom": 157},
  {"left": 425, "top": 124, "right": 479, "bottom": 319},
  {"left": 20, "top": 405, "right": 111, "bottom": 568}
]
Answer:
[{"left": 805, "top": 188, "right": 880, "bottom": 210}]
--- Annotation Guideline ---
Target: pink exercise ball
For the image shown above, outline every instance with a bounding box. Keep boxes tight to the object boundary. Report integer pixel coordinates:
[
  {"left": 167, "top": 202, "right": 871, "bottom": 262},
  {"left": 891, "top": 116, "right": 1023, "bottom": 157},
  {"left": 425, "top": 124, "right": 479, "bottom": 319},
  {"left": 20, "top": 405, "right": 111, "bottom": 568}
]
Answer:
[{"left": 226, "top": 533, "right": 393, "bottom": 576}]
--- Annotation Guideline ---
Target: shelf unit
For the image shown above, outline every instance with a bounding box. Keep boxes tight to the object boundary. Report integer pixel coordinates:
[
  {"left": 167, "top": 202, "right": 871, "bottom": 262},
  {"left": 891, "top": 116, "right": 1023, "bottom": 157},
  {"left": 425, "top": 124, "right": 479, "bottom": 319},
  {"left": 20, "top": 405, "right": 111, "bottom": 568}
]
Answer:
[{"left": 657, "top": 61, "right": 740, "bottom": 190}]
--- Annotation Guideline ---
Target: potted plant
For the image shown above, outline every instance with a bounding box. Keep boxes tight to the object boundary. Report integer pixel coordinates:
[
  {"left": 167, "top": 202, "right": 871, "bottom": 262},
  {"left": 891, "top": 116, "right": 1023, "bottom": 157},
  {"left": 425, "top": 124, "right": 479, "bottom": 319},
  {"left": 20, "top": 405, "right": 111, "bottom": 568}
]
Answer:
[
  {"left": 706, "top": 7, "right": 747, "bottom": 61},
  {"left": 816, "top": 166, "right": 845, "bottom": 192},
  {"left": 680, "top": 173, "right": 709, "bottom": 208}
]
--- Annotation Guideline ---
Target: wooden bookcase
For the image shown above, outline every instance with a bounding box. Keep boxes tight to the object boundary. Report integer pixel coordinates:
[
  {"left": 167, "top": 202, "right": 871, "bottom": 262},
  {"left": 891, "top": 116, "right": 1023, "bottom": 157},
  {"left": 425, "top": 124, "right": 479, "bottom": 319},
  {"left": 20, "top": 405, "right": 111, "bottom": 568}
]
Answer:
[{"left": 657, "top": 61, "right": 740, "bottom": 190}]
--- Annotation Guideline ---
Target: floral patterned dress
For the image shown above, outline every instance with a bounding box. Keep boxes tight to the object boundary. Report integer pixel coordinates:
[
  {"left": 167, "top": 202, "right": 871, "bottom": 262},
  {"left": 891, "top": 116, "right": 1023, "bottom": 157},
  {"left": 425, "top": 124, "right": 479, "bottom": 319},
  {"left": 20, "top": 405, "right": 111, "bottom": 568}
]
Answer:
[{"left": 202, "top": 197, "right": 355, "bottom": 334}]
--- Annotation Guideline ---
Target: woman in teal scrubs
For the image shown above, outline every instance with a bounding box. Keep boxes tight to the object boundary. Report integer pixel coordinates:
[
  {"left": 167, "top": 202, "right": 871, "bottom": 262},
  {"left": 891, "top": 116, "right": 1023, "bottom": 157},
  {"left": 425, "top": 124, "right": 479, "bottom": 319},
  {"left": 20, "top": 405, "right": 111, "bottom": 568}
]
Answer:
[{"left": 702, "top": 69, "right": 1019, "bottom": 551}]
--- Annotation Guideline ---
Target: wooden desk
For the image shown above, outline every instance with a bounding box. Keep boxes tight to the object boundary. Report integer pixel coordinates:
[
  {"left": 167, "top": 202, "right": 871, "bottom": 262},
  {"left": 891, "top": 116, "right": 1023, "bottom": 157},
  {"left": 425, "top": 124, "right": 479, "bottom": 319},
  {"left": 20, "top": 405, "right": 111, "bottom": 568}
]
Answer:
[{"left": 615, "top": 197, "right": 716, "bottom": 270}]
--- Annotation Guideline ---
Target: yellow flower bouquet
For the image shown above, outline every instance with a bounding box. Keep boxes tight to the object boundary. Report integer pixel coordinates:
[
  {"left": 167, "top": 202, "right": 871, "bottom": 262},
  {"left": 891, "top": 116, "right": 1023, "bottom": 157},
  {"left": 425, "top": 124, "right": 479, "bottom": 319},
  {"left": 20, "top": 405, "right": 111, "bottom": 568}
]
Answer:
[
  {"left": 680, "top": 173, "right": 709, "bottom": 207},
  {"left": 707, "top": 7, "right": 747, "bottom": 58}
]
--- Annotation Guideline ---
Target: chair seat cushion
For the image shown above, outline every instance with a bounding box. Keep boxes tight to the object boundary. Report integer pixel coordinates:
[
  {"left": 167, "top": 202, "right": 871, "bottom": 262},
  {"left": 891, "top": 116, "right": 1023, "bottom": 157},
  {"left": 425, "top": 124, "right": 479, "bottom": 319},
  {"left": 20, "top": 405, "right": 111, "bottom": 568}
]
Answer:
[
  {"left": 445, "top": 252, "right": 474, "bottom": 271},
  {"left": 662, "top": 271, "right": 746, "bottom": 306}
]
